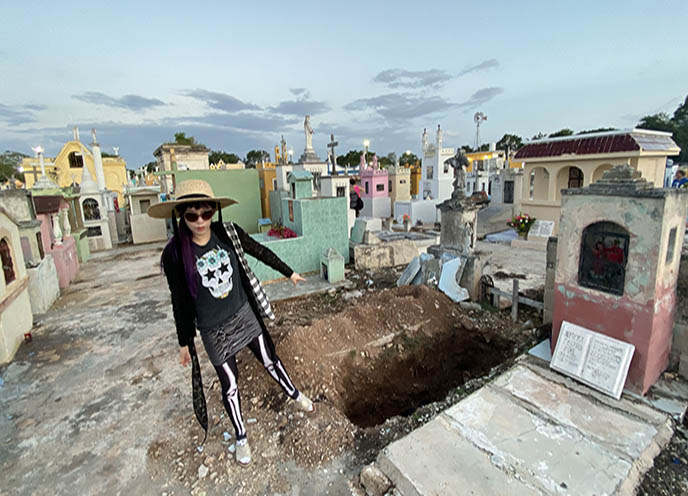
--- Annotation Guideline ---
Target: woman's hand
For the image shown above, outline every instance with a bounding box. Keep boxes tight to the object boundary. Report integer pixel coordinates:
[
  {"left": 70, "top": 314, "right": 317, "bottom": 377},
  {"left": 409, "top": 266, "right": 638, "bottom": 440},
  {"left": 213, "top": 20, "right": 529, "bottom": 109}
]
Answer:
[
  {"left": 179, "top": 346, "right": 191, "bottom": 367},
  {"left": 290, "top": 273, "right": 305, "bottom": 286}
]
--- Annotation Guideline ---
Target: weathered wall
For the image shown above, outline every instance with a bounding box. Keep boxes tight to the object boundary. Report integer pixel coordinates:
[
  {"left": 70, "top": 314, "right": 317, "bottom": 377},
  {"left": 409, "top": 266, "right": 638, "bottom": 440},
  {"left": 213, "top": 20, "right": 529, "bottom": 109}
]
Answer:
[
  {"left": 0, "top": 212, "right": 32, "bottom": 364},
  {"left": 393, "top": 199, "right": 440, "bottom": 225},
  {"left": 246, "top": 196, "right": 349, "bottom": 282},
  {"left": 174, "top": 170, "right": 262, "bottom": 234},
  {"left": 130, "top": 214, "right": 168, "bottom": 244},
  {"left": 0, "top": 190, "right": 34, "bottom": 221},
  {"left": 51, "top": 236, "right": 79, "bottom": 288},
  {"left": 673, "top": 241, "right": 688, "bottom": 378},
  {"left": 27, "top": 254, "right": 60, "bottom": 314},
  {"left": 543, "top": 237, "right": 557, "bottom": 324},
  {"left": 0, "top": 285, "right": 33, "bottom": 364}
]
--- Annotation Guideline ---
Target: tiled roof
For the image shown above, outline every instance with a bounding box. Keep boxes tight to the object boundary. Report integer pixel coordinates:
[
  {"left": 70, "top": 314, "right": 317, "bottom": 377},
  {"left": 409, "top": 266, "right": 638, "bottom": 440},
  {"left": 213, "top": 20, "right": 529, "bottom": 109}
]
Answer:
[{"left": 514, "top": 130, "right": 678, "bottom": 159}]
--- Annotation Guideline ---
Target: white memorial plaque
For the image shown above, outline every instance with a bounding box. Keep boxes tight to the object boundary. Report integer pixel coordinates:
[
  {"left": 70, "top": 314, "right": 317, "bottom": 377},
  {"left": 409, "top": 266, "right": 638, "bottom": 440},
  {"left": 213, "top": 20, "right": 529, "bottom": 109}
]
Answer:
[
  {"left": 551, "top": 321, "right": 635, "bottom": 399},
  {"left": 527, "top": 220, "right": 555, "bottom": 240}
]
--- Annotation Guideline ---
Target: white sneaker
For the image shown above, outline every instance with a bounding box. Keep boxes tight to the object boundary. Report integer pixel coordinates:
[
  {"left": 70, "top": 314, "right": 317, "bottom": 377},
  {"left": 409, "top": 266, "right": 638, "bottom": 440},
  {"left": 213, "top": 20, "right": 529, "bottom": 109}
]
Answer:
[
  {"left": 235, "top": 439, "right": 251, "bottom": 466},
  {"left": 294, "top": 392, "right": 314, "bottom": 413}
]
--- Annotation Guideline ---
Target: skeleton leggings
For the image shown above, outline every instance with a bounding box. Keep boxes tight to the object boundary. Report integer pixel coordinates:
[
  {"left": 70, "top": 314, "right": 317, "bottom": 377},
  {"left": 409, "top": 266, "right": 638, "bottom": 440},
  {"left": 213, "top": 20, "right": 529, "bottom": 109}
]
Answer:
[{"left": 213, "top": 329, "right": 299, "bottom": 441}]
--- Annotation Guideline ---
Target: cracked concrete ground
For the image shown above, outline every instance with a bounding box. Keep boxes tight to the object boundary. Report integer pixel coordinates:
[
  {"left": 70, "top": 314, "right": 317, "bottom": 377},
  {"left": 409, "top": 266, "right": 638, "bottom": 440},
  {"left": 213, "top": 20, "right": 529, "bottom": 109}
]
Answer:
[
  {"left": 0, "top": 239, "right": 551, "bottom": 496},
  {"left": 0, "top": 244, "right": 362, "bottom": 496}
]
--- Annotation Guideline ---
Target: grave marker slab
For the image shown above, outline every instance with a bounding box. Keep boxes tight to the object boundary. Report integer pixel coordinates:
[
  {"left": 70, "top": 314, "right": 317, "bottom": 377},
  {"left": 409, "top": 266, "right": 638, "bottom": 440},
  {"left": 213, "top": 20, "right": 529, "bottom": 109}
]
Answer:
[
  {"left": 527, "top": 220, "right": 555, "bottom": 240},
  {"left": 438, "top": 256, "right": 469, "bottom": 302},
  {"left": 551, "top": 321, "right": 635, "bottom": 399}
]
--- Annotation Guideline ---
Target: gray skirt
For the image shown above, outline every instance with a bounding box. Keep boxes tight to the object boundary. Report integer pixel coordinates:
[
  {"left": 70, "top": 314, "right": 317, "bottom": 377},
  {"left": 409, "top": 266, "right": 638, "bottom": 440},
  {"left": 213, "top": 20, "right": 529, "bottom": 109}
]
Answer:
[{"left": 199, "top": 301, "right": 263, "bottom": 366}]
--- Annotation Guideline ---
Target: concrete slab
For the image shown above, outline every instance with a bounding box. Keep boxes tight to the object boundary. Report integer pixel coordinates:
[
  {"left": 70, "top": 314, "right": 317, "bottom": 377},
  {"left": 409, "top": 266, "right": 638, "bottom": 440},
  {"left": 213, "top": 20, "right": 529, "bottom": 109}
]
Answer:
[
  {"left": 438, "top": 257, "right": 469, "bottom": 302},
  {"left": 484, "top": 229, "right": 518, "bottom": 244},
  {"left": 377, "top": 416, "right": 538, "bottom": 496},
  {"left": 397, "top": 256, "right": 421, "bottom": 287},
  {"left": 263, "top": 272, "right": 350, "bottom": 302},
  {"left": 493, "top": 366, "right": 663, "bottom": 460},
  {"left": 528, "top": 338, "right": 552, "bottom": 362},
  {"left": 376, "top": 358, "right": 675, "bottom": 496},
  {"left": 626, "top": 375, "right": 688, "bottom": 422},
  {"left": 445, "top": 387, "right": 633, "bottom": 495}
]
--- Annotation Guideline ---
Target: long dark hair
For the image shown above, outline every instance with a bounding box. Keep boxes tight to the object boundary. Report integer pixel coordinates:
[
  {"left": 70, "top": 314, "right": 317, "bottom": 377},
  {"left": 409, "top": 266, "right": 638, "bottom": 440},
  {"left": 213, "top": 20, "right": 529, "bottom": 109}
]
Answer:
[{"left": 163, "top": 201, "right": 221, "bottom": 298}]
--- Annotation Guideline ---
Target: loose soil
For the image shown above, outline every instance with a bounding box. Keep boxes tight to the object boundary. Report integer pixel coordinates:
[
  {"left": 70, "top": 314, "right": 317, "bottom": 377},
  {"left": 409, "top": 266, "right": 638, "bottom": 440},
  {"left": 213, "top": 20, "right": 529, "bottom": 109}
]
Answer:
[{"left": 146, "top": 269, "right": 540, "bottom": 495}]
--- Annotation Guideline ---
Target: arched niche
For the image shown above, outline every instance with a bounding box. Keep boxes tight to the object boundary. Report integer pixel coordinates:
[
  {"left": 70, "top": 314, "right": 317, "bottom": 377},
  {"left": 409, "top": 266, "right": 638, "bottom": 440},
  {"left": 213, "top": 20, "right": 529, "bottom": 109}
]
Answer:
[
  {"left": 578, "top": 221, "right": 629, "bottom": 295},
  {"left": 529, "top": 167, "right": 550, "bottom": 200},
  {"left": 556, "top": 166, "right": 584, "bottom": 200},
  {"left": 82, "top": 198, "right": 101, "bottom": 220}
]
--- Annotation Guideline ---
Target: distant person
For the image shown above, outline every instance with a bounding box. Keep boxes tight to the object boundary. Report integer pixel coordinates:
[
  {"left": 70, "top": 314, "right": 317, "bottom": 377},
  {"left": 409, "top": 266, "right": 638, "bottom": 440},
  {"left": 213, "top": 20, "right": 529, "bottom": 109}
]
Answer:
[
  {"left": 349, "top": 177, "right": 363, "bottom": 217},
  {"left": 148, "top": 179, "right": 314, "bottom": 467},
  {"left": 672, "top": 170, "right": 688, "bottom": 188}
]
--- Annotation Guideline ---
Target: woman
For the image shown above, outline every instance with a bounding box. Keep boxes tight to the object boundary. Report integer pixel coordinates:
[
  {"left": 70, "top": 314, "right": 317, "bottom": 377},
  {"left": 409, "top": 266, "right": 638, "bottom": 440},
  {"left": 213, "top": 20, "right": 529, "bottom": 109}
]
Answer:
[{"left": 148, "top": 179, "right": 314, "bottom": 466}]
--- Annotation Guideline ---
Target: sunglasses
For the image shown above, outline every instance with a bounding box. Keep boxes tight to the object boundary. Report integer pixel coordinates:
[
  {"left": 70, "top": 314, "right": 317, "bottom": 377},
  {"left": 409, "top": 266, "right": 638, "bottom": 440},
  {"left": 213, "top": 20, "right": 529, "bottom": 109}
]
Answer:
[{"left": 184, "top": 210, "right": 215, "bottom": 222}]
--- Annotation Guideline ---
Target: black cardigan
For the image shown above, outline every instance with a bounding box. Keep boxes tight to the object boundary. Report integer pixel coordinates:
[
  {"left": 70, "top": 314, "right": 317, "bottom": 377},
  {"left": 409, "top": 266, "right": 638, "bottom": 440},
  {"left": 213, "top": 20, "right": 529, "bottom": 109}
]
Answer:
[{"left": 162, "top": 222, "right": 293, "bottom": 347}]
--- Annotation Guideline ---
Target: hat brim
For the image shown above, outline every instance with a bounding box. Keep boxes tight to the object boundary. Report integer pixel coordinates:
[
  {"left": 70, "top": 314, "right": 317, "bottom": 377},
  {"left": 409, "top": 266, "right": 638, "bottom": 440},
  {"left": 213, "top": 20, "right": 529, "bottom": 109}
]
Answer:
[{"left": 146, "top": 197, "right": 238, "bottom": 219}]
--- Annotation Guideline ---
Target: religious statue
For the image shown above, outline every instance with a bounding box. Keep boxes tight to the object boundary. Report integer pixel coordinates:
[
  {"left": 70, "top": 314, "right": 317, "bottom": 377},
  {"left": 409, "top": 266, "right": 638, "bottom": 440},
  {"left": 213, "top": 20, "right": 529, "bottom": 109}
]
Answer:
[
  {"left": 280, "top": 135, "right": 287, "bottom": 165},
  {"left": 444, "top": 149, "right": 469, "bottom": 199},
  {"left": 360, "top": 152, "right": 367, "bottom": 170},
  {"left": 421, "top": 128, "right": 428, "bottom": 154},
  {"left": 91, "top": 128, "right": 97, "bottom": 143},
  {"left": 372, "top": 154, "right": 379, "bottom": 170},
  {"left": 304, "top": 115, "right": 314, "bottom": 151}
]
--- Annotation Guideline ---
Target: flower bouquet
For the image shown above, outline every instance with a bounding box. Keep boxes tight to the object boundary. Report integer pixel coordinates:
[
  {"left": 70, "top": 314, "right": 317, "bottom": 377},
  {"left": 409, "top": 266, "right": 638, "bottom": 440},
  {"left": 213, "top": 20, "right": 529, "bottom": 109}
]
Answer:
[
  {"left": 402, "top": 214, "right": 411, "bottom": 231},
  {"left": 507, "top": 213, "right": 535, "bottom": 236},
  {"left": 267, "top": 224, "right": 298, "bottom": 239}
]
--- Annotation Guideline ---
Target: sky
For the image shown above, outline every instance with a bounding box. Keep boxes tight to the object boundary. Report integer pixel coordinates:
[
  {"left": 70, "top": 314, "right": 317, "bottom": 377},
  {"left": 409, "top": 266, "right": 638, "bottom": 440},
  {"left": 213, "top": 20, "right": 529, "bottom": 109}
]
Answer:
[{"left": 1, "top": 0, "right": 687, "bottom": 169}]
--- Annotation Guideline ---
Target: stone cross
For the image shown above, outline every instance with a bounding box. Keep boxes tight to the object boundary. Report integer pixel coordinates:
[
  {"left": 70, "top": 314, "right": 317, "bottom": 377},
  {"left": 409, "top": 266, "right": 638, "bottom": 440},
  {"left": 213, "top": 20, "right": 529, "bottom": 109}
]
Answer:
[
  {"left": 32, "top": 146, "right": 47, "bottom": 179},
  {"left": 327, "top": 133, "right": 338, "bottom": 171}
]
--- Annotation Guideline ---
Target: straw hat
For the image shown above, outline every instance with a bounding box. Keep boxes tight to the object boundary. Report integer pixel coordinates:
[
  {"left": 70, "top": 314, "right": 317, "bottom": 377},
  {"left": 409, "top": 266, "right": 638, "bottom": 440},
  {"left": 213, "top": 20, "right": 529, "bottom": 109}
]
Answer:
[{"left": 146, "top": 179, "right": 237, "bottom": 219}]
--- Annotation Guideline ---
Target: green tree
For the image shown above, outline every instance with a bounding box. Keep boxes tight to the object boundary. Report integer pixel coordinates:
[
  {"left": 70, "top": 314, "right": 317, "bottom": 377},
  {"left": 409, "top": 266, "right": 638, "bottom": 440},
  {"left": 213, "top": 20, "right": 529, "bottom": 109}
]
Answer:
[
  {"left": 671, "top": 96, "right": 688, "bottom": 162},
  {"left": 460, "top": 145, "right": 474, "bottom": 153},
  {"left": 144, "top": 160, "right": 157, "bottom": 173},
  {"left": 0, "top": 150, "right": 29, "bottom": 182},
  {"left": 531, "top": 132, "right": 546, "bottom": 140},
  {"left": 496, "top": 134, "right": 523, "bottom": 152},
  {"left": 399, "top": 152, "right": 420, "bottom": 167},
  {"left": 548, "top": 128, "right": 574, "bottom": 138},
  {"left": 244, "top": 149, "right": 271, "bottom": 168},
  {"left": 209, "top": 150, "right": 241, "bottom": 164},
  {"left": 637, "top": 97, "right": 688, "bottom": 162},
  {"left": 173, "top": 132, "right": 197, "bottom": 145},
  {"left": 378, "top": 152, "right": 397, "bottom": 168},
  {"left": 337, "top": 149, "right": 368, "bottom": 169},
  {"left": 637, "top": 113, "right": 673, "bottom": 133}
]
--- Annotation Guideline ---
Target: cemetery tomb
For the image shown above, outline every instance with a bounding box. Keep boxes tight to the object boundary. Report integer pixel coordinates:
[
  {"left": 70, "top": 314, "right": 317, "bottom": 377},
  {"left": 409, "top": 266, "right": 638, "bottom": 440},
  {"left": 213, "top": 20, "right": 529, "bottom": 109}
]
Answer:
[{"left": 552, "top": 165, "right": 688, "bottom": 394}]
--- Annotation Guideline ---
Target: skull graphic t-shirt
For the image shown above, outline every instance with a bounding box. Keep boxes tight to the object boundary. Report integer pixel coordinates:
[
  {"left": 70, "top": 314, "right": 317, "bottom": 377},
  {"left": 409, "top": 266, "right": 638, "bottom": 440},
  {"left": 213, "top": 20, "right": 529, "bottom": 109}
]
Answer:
[{"left": 192, "top": 232, "right": 248, "bottom": 331}]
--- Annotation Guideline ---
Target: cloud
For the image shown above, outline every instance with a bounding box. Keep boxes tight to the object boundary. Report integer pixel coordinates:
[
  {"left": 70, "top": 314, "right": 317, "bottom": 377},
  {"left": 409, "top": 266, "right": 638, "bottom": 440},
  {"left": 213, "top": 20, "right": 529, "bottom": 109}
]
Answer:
[
  {"left": 457, "top": 59, "right": 499, "bottom": 77},
  {"left": 0, "top": 103, "right": 46, "bottom": 125},
  {"left": 72, "top": 92, "right": 166, "bottom": 110},
  {"left": 290, "top": 88, "right": 308, "bottom": 97},
  {"left": 456, "top": 87, "right": 504, "bottom": 109},
  {"left": 373, "top": 69, "right": 453, "bottom": 89},
  {"left": 181, "top": 89, "right": 260, "bottom": 112},
  {"left": 270, "top": 87, "right": 329, "bottom": 116},
  {"left": 270, "top": 99, "right": 330, "bottom": 116},
  {"left": 179, "top": 112, "right": 299, "bottom": 132},
  {"left": 344, "top": 93, "right": 453, "bottom": 121}
]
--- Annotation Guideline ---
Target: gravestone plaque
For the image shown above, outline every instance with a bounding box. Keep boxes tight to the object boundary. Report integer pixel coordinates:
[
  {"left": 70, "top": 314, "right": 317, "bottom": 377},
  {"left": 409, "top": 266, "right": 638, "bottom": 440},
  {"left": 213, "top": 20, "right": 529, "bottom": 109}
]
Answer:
[
  {"left": 527, "top": 220, "right": 555, "bottom": 240},
  {"left": 551, "top": 321, "right": 635, "bottom": 399}
]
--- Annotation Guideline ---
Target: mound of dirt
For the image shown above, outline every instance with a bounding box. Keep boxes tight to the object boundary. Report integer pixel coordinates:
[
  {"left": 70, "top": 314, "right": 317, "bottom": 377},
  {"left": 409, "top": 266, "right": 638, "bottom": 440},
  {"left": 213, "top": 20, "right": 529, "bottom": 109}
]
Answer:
[{"left": 147, "top": 284, "right": 532, "bottom": 494}]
